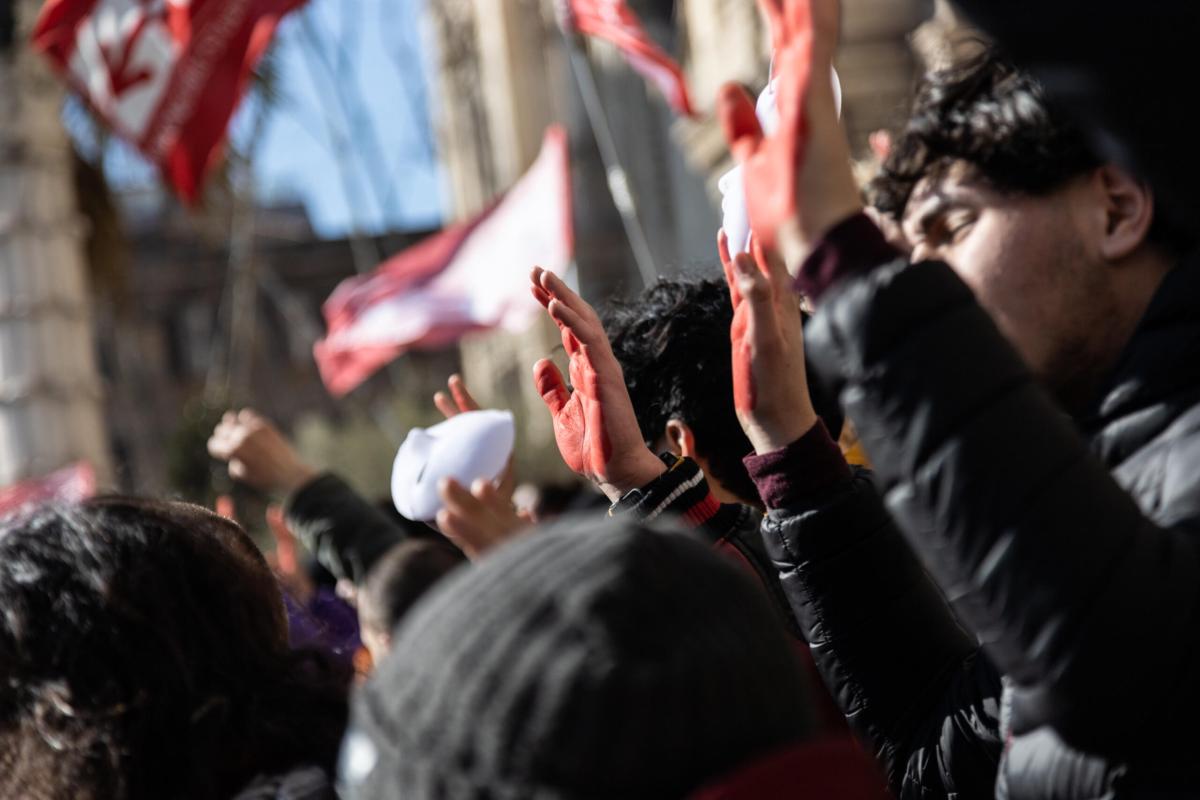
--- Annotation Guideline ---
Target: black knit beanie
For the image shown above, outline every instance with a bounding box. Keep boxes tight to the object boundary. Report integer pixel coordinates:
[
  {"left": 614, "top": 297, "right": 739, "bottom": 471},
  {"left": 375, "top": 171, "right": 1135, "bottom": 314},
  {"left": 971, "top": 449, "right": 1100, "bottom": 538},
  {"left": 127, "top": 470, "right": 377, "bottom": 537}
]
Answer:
[{"left": 340, "top": 516, "right": 816, "bottom": 800}]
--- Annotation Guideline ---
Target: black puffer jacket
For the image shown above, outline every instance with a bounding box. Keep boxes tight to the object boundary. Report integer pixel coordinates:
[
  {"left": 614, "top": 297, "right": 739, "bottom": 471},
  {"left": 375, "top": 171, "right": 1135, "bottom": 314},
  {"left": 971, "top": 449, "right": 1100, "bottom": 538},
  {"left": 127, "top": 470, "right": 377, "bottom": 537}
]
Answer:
[{"left": 765, "top": 243, "right": 1200, "bottom": 799}]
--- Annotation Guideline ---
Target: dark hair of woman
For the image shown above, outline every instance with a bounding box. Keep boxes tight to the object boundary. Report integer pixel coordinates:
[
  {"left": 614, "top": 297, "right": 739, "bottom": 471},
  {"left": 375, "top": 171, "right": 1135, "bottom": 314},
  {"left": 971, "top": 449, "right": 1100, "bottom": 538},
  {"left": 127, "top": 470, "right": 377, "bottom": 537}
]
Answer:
[{"left": 0, "top": 497, "right": 350, "bottom": 800}]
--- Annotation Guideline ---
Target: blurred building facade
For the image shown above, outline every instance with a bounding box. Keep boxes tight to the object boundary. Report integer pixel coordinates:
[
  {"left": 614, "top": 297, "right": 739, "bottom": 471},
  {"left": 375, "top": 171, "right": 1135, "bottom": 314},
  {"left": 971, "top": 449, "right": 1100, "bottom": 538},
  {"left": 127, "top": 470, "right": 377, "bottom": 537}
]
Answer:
[
  {"left": 92, "top": 195, "right": 450, "bottom": 498},
  {"left": 0, "top": 0, "right": 111, "bottom": 488},
  {"left": 427, "top": 0, "right": 935, "bottom": 477},
  {"left": 0, "top": 0, "right": 969, "bottom": 497}
]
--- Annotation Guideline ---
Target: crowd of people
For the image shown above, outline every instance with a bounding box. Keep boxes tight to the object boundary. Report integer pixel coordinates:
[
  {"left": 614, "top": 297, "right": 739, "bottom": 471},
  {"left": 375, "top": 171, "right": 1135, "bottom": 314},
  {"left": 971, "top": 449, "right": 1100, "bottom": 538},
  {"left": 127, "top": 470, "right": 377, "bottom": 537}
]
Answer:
[{"left": 3, "top": 1, "right": 1199, "bottom": 798}]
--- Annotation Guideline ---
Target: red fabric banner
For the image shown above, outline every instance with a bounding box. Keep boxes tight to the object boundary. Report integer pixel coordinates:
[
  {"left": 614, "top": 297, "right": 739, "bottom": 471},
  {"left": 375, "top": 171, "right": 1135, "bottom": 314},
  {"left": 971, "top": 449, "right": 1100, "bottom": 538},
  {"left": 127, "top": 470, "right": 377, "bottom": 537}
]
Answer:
[
  {"left": 314, "top": 126, "right": 574, "bottom": 397},
  {"left": 32, "top": 0, "right": 305, "bottom": 202},
  {"left": 564, "top": 0, "right": 695, "bottom": 116},
  {"left": 0, "top": 461, "right": 97, "bottom": 519}
]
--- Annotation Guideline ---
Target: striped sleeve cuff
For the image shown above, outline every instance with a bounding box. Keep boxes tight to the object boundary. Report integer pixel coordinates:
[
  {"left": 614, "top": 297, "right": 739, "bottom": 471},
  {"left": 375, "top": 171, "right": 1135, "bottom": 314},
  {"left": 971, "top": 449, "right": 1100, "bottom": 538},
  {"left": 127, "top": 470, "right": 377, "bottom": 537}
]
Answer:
[{"left": 610, "top": 455, "right": 721, "bottom": 527}]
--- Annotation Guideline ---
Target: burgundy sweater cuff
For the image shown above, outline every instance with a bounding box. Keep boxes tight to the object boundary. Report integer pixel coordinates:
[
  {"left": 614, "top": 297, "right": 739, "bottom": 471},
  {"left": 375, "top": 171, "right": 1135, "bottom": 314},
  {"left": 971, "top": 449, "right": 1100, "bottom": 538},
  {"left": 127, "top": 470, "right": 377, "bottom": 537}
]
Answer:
[
  {"left": 795, "top": 212, "right": 901, "bottom": 302},
  {"left": 744, "top": 420, "right": 853, "bottom": 510}
]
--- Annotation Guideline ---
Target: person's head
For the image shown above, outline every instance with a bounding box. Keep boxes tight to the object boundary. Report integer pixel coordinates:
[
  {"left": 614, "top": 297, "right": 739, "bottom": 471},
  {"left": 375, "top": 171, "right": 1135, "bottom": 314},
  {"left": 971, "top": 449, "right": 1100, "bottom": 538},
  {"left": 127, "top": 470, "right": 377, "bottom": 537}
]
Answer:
[
  {"left": 0, "top": 497, "right": 349, "bottom": 800},
  {"left": 342, "top": 517, "right": 817, "bottom": 799},
  {"left": 356, "top": 540, "right": 465, "bottom": 665},
  {"left": 606, "top": 278, "right": 843, "bottom": 507},
  {"left": 872, "top": 49, "right": 1192, "bottom": 412}
]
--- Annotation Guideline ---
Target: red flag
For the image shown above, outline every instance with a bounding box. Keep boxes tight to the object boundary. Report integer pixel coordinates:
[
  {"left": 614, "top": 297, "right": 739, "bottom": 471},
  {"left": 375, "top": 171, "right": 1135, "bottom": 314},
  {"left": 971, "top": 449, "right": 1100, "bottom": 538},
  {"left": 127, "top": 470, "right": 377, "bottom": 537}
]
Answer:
[
  {"left": 563, "top": 0, "right": 695, "bottom": 117},
  {"left": 0, "top": 462, "right": 97, "bottom": 518},
  {"left": 314, "top": 126, "right": 574, "bottom": 397},
  {"left": 31, "top": 0, "right": 305, "bottom": 203}
]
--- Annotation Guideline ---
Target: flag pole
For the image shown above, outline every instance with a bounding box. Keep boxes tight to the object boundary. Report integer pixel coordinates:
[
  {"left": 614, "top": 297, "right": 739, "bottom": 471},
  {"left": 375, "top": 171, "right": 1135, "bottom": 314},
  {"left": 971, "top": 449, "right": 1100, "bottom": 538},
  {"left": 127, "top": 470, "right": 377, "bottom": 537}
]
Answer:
[{"left": 562, "top": 31, "right": 659, "bottom": 289}]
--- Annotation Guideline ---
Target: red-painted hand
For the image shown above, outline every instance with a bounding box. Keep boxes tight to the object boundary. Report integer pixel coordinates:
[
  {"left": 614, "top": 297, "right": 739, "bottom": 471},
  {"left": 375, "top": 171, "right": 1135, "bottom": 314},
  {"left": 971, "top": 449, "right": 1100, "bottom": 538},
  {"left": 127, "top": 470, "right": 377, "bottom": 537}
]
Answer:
[
  {"left": 725, "top": 0, "right": 815, "bottom": 251},
  {"left": 718, "top": 0, "right": 860, "bottom": 266},
  {"left": 719, "top": 229, "right": 819, "bottom": 454},
  {"left": 530, "top": 267, "right": 666, "bottom": 501}
]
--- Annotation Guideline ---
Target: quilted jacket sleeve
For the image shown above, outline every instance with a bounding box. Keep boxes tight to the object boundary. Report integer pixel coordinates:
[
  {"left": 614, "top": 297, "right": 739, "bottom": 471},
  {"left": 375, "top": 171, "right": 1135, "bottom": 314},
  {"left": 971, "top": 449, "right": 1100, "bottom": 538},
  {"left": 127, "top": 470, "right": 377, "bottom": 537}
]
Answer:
[
  {"left": 805, "top": 250, "right": 1200, "bottom": 760},
  {"left": 749, "top": 428, "right": 1003, "bottom": 797}
]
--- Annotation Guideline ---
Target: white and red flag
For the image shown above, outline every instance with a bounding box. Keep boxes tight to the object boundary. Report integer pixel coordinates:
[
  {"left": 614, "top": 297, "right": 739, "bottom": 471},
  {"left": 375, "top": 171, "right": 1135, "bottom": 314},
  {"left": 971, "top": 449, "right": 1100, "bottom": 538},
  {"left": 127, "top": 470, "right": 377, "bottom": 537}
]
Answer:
[
  {"left": 562, "top": 0, "right": 695, "bottom": 117},
  {"left": 0, "top": 462, "right": 97, "bottom": 519},
  {"left": 32, "top": 0, "right": 304, "bottom": 202},
  {"left": 314, "top": 126, "right": 574, "bottom": 397}
]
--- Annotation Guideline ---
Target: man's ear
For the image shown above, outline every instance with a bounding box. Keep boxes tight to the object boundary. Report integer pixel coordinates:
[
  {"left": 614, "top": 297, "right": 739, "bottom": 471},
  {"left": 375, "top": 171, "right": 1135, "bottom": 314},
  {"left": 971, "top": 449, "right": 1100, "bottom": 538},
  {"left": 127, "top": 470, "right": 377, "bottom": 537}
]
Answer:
[
  {"left": 1093, "top": 164, "right": 1155, "bottom": 262},
  {"left": 663, "top": 419, "right": 697, "bottom": 459}
]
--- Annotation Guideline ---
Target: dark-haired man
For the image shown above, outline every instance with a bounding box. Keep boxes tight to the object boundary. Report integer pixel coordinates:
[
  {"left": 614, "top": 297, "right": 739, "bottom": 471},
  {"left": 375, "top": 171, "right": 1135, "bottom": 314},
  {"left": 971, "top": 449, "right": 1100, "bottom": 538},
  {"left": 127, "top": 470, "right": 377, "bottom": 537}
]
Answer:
[
  {"left": 719, "top": 23, "right": 1200, "bottom": 800},
  {"left": 604, "top": 277, "right": 841, "bottom": 507}
]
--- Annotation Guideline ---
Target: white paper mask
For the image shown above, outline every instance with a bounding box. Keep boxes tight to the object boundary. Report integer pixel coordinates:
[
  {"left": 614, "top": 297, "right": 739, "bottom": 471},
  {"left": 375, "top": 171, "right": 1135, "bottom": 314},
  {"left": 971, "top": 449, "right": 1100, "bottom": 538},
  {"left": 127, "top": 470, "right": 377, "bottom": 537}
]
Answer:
[{"left": 391, "top": 410, "right": 515, "bottom": 521}]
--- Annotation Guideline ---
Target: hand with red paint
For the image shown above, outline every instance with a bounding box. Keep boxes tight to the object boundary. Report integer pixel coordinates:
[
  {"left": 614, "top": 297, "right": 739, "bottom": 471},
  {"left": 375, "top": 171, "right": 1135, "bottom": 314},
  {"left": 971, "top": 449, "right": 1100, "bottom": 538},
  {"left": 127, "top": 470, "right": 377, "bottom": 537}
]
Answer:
[
  {"left": 530, "top": 267, "right": 667, "bottom": 502},
  {"left": 720, "top": 230, "right": 819, "bottom": 454},
  {"left": 718, "top": 0, "right": 860, "bottom": 267}
]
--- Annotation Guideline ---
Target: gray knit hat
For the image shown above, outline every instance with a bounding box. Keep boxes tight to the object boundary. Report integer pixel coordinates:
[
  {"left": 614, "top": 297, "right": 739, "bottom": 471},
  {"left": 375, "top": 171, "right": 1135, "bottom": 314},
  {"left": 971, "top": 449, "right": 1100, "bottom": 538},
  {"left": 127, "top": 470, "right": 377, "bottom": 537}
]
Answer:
[{"left": 340, "top": 516, "right": 815, "bottom": 800}]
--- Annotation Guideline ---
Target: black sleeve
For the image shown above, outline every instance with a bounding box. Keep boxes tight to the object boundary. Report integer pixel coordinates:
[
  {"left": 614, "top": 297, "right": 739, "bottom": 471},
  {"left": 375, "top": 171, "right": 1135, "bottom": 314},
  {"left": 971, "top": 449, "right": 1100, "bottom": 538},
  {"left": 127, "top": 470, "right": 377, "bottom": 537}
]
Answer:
[
  {"left": 805, "top": 258, "right": 1200, "bottom": 759},
  {"left": 283, "top": 473, "right": 406, "bottom": 585},
  {"left": 763, "top": 467, "right": 1003, "bottom": 797}
]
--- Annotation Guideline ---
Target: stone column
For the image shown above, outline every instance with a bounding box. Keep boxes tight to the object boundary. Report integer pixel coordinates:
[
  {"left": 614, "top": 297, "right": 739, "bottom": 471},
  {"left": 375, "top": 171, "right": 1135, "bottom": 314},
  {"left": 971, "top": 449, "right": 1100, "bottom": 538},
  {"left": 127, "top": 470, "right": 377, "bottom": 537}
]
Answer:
[
  {"left": 837, "top": 0, "right": 933, "bottom": 155},
  {"left": 426, "top": 0, "right": 501, "bottom": 217},
  {"left": 0, "top": 0, "right": 111, "bottom": 487},
  {"left": 427, "top": 0, "right": 573, "bottom": 484}
]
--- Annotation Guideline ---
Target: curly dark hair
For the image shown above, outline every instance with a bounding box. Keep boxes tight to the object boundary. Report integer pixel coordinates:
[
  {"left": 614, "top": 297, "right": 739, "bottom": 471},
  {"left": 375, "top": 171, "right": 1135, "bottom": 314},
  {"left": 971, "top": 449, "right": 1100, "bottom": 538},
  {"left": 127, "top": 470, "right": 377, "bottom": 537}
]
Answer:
[
  {"left": 870, "top": 49, "right": 1102, "bottom": 218},
  {"left": 605, "top": 278, "right": 843, "bottom": 507},
  {"left": 0, "top": 497, "right": 350, "bottom": 800},
  {"left": 871, "top": 48, "right": 1193, "bottom": 254}
]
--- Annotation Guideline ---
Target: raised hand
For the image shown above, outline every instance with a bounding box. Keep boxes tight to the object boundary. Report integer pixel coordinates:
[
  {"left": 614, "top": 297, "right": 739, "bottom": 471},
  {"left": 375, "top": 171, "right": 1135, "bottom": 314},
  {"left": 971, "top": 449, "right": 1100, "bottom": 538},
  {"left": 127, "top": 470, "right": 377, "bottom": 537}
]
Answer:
[
  {"left": 433, "top": 374, "right": 481, "bottom": 419},
  {"left": 720, "top": 229, "right": 819, "bottom": 454},
  {"left": 436, "top": 478, "right": 532, "bottom": 560},
  {"left": 718, "top": 0, "right": 860, "bottom": 265},
  {"left": 530, "top": 267, "right": 666, "bottom": 501},
  {"left": 208, "top": 409, "right": 318, "bottom": 494},
  {"left": 432, "top": 373, "right": 518, "bottom": 501}
]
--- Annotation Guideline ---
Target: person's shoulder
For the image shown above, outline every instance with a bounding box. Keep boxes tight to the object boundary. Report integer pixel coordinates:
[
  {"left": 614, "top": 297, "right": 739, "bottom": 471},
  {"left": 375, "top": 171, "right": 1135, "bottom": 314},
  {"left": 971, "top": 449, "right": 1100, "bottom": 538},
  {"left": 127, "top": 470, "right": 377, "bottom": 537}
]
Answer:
[
  {"left": 1117, "top": 397, "right": 1200, "bottom": 529},
  {"left": 1160, "top": 402, "right": 1200, "bottom": 528}
]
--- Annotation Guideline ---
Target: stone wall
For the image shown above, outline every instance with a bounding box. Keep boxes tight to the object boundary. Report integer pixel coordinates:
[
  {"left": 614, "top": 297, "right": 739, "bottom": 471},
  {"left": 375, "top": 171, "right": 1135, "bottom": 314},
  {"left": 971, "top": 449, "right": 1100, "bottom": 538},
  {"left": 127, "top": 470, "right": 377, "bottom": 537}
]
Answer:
[{"left": 0, "top": 0, "right": 110, "bottom": 487}]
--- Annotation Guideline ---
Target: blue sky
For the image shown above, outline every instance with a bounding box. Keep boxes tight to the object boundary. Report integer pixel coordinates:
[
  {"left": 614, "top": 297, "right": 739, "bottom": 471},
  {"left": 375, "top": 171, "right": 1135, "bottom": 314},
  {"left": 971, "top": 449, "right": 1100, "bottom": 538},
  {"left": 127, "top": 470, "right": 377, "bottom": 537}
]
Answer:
[
  {"left": 247, "top": 0, "right": 443, "bottom": 236},
  {"left": 247, "top": 0, "right": 444, "bottom": 237},
  {"left": 92, "top": 0, "right": 444, "bottom": 239}
]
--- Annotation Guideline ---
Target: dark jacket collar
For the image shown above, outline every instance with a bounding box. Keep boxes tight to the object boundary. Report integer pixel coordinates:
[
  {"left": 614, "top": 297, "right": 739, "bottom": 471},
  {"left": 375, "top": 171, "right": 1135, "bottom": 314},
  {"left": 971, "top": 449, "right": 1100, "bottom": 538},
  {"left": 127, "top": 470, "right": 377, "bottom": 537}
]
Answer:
[{"left": 1085, "top": 251, "right": 1200, "bottom": 465}]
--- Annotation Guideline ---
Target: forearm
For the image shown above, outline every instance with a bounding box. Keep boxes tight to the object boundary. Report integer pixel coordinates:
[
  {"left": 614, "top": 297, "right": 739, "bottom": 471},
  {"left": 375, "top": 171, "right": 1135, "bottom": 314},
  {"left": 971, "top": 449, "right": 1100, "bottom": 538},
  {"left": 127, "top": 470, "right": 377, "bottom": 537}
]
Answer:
[
  {"left": 748, "top": 427, "right": 983, "bottom": 787},
  {"left": 284, "top": 473, "right": 407, "bottom": 584},
  {"left": 807, "top": 254, "right": 1200, "bottom": 753}
]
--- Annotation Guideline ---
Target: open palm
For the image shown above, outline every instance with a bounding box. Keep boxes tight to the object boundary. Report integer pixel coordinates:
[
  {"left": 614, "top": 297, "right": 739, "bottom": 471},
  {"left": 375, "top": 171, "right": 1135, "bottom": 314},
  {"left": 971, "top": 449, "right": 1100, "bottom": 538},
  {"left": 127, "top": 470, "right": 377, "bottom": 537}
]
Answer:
[
  {"left": 530, "top": 267, "right": 666, "bottom": 500},
  {"left": 718, "top": 0, "right": 859, "bottom": 263}
]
